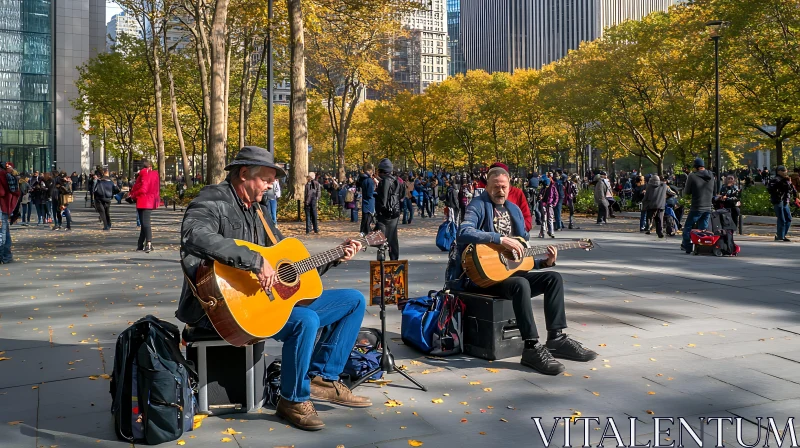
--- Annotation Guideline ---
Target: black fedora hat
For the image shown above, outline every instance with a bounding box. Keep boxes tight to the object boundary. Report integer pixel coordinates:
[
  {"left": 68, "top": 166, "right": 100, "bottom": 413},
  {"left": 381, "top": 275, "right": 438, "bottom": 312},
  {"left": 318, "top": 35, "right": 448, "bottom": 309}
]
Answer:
[{"left": 225, "top": 145, "right": 286, "bottom": 179}]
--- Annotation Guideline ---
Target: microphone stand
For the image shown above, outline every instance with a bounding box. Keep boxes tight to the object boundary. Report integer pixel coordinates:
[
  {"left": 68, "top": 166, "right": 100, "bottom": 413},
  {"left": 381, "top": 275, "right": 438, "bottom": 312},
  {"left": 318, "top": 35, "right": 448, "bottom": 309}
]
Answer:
[{"left": 351, "top": 242, "right": 426, "bottom": 391}]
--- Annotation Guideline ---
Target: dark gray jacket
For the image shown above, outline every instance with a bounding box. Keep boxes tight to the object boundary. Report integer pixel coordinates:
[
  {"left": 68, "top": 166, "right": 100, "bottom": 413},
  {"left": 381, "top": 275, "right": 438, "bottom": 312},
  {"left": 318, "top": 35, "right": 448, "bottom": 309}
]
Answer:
[
  {"left": 642, "top": 181, "right": 675, "bottom": 211},
  {"left": 176, "top": 181, "right": 338, "bottom": 324},
  {"left": 684, "top": 169, "right": 715, "bottom": 212},
  {"left": 93, "top": 176, "right": 117, "bottom": 203}
]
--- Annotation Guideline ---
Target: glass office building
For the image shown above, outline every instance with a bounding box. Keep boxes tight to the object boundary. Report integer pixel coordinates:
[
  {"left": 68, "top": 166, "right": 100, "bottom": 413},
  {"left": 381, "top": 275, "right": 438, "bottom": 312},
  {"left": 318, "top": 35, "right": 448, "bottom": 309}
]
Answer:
[{"left": 0, "top": 0, "right": 53, "bottom": 174}]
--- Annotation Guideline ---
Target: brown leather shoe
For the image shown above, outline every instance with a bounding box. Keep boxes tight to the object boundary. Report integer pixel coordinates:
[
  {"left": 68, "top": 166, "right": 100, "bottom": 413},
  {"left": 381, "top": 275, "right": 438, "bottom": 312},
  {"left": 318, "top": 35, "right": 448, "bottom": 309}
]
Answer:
[
  {"left": 275, "top": 399, "right": 325, "bottom": 431},
  {"left": 310, "top": 376, "right": 373, "bottom": 408}
]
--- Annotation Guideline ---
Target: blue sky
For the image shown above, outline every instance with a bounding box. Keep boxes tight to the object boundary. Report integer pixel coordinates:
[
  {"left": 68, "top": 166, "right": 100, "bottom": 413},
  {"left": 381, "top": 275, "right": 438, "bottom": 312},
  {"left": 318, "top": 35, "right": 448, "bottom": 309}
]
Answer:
[{"left": 106, "top": 1, "right": 122, "bottom": 24}]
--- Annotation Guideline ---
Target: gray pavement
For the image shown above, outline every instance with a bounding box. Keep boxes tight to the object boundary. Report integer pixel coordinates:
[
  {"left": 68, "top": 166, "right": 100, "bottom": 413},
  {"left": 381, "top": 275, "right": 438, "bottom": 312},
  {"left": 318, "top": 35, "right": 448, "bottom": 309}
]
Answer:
[{"left": 1, "top": 202, "right": 799, "bottom": 448}]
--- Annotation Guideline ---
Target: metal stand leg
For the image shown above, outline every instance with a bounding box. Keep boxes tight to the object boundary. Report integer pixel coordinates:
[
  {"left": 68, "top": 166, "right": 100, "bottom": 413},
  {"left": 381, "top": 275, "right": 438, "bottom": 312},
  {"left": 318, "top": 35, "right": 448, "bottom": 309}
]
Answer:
[{"left": 350, "top": 243, "right": 426, "bottom": 392}]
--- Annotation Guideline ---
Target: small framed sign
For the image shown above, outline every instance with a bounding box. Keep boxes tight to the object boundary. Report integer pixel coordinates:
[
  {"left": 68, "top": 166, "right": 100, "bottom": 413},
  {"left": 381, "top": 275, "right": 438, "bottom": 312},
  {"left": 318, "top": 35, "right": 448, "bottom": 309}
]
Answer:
[{"left": 369, "top": 260, "right": 409, "bottom": 308}]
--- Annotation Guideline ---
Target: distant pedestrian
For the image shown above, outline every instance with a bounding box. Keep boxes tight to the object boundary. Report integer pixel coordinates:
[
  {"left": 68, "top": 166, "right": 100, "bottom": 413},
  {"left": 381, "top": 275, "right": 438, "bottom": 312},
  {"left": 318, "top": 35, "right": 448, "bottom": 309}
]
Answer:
[
  {"left": 593, "top": 174, "right": 610, "bottom": 225},
  {"left": 0, "top": 161, "right": 21, "bottom": 263},
  {"left": 55, "top": 171, "right": 73, "bottom": 231},
  {"left": 767, "top": 165, "right": 797, "bottom": 242},
  {"left": 129, "top": 160, "right": 160, "bottom": 252},
  {"left": 304, "top": 172, "right": 320, "bottom": 234},
  {"left": 374, "top": 158, "right": 403, "bottom": 260},
  {"left": 681, "top": 158, "right": 715, "bottom": 253},
  {"left": 357, "top": 163, "right": 376, "bottom": 235},
  {"left": 93, "top": 169, "right": 118, "bottom": 231}
]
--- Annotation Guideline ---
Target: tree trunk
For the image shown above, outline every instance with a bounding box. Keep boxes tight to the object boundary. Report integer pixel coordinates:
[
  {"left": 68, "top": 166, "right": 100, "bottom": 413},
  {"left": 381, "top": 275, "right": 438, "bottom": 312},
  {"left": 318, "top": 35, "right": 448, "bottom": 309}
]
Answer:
[
  {"left": 207, "top": 0, "right": 231, "bottom": 185},
  {"left": 776, "top": 136, "right": 784, "bottom": 167},
  {"left": 152, "top": 41, "right": 166, "bottom": 183},
  {"left": 238, "top": 36, "right": 252, "bottom": 149},
  {"left": 287, "top": 0, "right": 308, "bottom": 201},
  {"left": 165, "top": 48, "right": 193, "bottom": 188},
  {"left": 224, "top": 41, "right": 232, "bottom": 160}
]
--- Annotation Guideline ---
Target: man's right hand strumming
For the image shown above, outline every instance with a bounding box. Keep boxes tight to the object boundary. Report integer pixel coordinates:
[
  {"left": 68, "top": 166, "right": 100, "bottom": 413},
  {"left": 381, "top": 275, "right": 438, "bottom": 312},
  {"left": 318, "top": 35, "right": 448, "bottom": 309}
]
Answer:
[
  {"left": 257, "top": 257, "right": 278, "bottom": 291},
  {"left": 501, "top": 236, "right": 525, "bottom": 260}
]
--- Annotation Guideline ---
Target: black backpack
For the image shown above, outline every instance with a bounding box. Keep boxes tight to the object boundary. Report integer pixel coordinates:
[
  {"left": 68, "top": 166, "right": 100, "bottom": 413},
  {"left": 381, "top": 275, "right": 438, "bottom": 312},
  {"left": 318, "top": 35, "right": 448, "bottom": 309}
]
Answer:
[
  {"left": 379, "top": 177, "right": 403, "bottom": 219},
  {"left": 110, "top": 315, "right": 197, "bottom": 445}
]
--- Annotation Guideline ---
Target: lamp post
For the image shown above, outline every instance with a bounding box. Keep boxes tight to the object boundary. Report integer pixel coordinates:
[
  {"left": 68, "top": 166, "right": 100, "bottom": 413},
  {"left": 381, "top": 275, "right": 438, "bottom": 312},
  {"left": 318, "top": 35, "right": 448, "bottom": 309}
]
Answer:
[{"left": 706, "top": 20, "right": 728, "bottom": 190}]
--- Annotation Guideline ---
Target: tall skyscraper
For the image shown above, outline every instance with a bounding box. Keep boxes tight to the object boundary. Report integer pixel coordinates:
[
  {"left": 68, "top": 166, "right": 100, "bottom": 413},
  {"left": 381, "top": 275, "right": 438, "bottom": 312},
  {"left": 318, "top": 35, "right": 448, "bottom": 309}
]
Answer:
[
  {"left": 391, "top": 0, "right": 450, "bottom": 94},
  {"left": 0, "top": 0, "right": 105, "bottom": 175},
  {"left": 106, "top": 11, "right": 141, "bottom": 51},
  {"left": 460, "top": 0, "right": 679, "bottom": 73},
  {"left": 447, "top": 0, "right": 465, "bottom": 75}
]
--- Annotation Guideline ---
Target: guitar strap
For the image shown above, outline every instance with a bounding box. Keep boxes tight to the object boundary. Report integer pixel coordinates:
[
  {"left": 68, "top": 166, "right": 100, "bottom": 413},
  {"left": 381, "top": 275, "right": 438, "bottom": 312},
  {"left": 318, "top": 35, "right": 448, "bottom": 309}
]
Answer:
[{"left": 255, "top": 206, "right": 278, "bottom": 246}]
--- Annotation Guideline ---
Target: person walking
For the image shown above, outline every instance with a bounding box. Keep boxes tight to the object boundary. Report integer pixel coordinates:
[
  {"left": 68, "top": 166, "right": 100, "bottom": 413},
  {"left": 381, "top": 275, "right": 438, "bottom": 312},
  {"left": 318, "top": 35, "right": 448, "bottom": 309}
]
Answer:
[
  {"left": 565, "top": 174, "right": 579, "bottom": 230},
  {"left": 554, "top": 170, "right": 566, "bottom": 230},
  {"left": 19, "top": 176, "right": 31, "bottom": 226},
  {"left": 767, "top": 165, "right": 797, "bottom": 242},
  {"left": 374, "top": 158, "right": 403, "bottom": 260},
  {"left": 681, "top": 158, "right": 715, "bottom": 253},
  {"left": 403, "top": 174, "right": 415, "bottom": 224},
  {"left": 593, "top": 174, "right": 610, "bottom": 225},
  {"left": 717, "top": 175, "right": 741, "bottom": 228},
  {"left": 93, "top": 169, "right": 118, "bottom": 231},
  {"left": 538, "top": 175, "right": 558, "bottom": 238},
  {"left": 304, "top": 172, "right": 321, "bottom": 234},
  {"left": 51, "top": 171, "right": 73, "bottom": 231},
  {"left": 31, "top": 175, "right": 47, "bottom": 225},
  {"left": 357, "top": 163, "right": 376, "bottom": 235},
  {"left": 0, "top": 161, "right": 21, "bottom": 263},
  {"left": 129, "top": 160, "right": 160, "bottom": 252},
  {"left": 633, "top": 175, "right": 647, "bottom": 231},
  {"left": 642, "top": 175, "right": 674, "bottom": 239},
  {"left": 268, "top": 179, "right": 281, "bottom": 224}
]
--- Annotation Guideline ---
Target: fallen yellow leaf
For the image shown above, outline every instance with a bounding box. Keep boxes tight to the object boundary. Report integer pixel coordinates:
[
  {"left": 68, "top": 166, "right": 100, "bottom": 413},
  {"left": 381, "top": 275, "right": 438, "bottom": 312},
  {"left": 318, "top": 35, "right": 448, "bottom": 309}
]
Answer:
[
  {"left": 7, "top": 421, "right": 23, "bottom": 425},
  {"left": 460, "top": 401, "right": 468, "bottom": 405},
  {"left": 592, "top": 392, "right": 600, "bottom": 396},
  {"left": 176, "top": 440, "right": 186, "bottom": 446},
  {"left": 31, "top": 386, "right": 38, "bottom": 390},
  {"left": 563, "top": 372, "right": 572, "bottom": 376},
  {"left": 408, "top": 440, "right": 424, "bottom": 447},
  {"left": 646, "top": 410, "right": 655, "bottom": 415},
  {"left": 500, "top": 418, "right": 509, "bottom": 423},
  {"left": 687, "top": 344, "right": 696, "bottom": 347},
  {"left": 647, "top": 391, "right": 656, "bottom": 395},
  {"left": 220, "top": 437, "right": 232, "bottom": 443},
  {"left": 0, "top": 357, "right": 11, "bottom": 361},
  {"left": 88, "top": 376, "right": 98, "bottom": 380},
  {"left": 431, "top": 398, "right": 444, "bottom": 404},
  {"left": 649, "top": 358, "right": 657, "bottom": 362},
  {"left": 410, "top": 360, "right": 423, "bottom": 366},
  {"left": 385, "top": 399, "right": 403, "bottom": 407},
  {"left": 221, "top": 428, "right": 241, "bottom": 435},
  {"left": 99, "top": 374, "right": 111, "bottom": 379},
  {"left": 485, "top": 368, "right": 500, "bottom": 373},
  {"left": 468, "top": 381, "right": 481, "bottom": 385},
  {"left": 483, "top": 388, "right": 492, "bottom": 392},
  {"left": 479, "top": 432, "right": 486, "bottom": 435},
  {"left": 598, "top": 343, "right": 607, "bottom": 347}
]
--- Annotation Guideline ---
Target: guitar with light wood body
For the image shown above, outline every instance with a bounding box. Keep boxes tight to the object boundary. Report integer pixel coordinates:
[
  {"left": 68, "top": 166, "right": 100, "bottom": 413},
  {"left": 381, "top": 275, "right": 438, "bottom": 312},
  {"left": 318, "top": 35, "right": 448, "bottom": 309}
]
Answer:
[
  {"left": 193, "top": 231, "right": 386, "bottom": 346},
  {"left": 462, "top": 238, "right": 594, "bottom": 288}
]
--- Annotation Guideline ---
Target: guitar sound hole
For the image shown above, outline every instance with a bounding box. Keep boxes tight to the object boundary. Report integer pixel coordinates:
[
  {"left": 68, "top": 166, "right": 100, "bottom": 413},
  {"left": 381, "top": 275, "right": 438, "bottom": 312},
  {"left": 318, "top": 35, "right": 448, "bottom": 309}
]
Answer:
[{"left": 277, "top": 262, "right": 298, "bottom": 285}]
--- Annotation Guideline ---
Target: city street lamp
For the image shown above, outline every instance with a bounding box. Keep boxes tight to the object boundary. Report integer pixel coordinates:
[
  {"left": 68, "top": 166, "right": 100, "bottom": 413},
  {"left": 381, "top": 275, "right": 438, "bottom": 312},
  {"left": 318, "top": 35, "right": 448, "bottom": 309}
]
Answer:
[{"left": 706, "top": 20, "right": 728, "bottom": 189}]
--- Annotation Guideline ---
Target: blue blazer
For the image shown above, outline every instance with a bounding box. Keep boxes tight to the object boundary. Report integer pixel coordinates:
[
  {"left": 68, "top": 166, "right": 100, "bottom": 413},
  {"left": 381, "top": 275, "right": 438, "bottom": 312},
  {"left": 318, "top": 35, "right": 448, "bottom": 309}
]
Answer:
[{"left": 447, "top": 191, "right": 543, "bottom": 289}]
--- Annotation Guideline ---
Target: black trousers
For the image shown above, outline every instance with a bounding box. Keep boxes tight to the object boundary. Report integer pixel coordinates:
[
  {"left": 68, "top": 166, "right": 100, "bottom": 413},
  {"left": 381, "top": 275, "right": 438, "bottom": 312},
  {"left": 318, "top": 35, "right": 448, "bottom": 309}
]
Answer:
[
  {"left": 360, "top": 211, "right": 374, "bottom": 236},
  {"left": 465, "top": 271, "right": 567, "bottom": 341},
  {"left": 95, "top": 200, "right": 111, "bottom": 229},
  {"left": 375, "top": 217, "right": 399, "bottom": 261},
  {"left": 304, "top": 203, "right": 318, "bottom": 233},
  {"left": 646, "top": 208, "right": 664, "bottom": 236},
  {"left": 137, "top": 209, "right": 152, "bottom": 249},
  {"left": 596, "top": 202, "right": 608, "bottom": 223}
]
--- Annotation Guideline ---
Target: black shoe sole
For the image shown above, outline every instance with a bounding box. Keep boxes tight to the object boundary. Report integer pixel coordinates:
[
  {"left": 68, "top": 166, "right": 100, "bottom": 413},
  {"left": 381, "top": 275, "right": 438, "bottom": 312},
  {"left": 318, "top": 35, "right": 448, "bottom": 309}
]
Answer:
[
  {"left": 521, "top": 358, "right": 566, "bottom": 375},
  {"left": 549, "top": 350, "right": 598, "bottom": 362}
]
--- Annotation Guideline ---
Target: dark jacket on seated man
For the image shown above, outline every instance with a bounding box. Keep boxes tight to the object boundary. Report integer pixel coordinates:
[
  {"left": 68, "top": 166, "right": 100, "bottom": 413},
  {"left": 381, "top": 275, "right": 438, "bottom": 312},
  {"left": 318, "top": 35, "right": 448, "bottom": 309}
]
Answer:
[
  {"left": 446, "top": 190, "right": 548, "bottom": 290},
  {"left": 176, "top": 180, "right": 338, "bottom": 325}
]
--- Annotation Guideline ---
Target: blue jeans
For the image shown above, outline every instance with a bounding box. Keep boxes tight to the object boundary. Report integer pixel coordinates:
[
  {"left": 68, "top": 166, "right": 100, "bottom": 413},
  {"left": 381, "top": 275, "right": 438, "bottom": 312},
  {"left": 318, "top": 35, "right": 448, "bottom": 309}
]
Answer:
[
  {"left": 682, "top": 210, "right": 711, "bottom": 251},
  {"left": 269, "top": 199, "right": 278, "bottom": 224},
  {"left": 403, "top": 197, "right": 414, "bottom": 224},
  {"left": 0, "top": 212, "right": 11, "bottom": 262},
  {"left": 774, "top": 203, "right": 792, "bottom": 239},
  {"left": 639, "top": 210, "right": 647, "bottom": 230},
  {"left": 350, "top": 206, "right": 358, "bottom": 222},
  {"left": 21, "top": 203, "right": 30, "bottom": 223},
  {"left": 554, "top": 201, "right": 564, "bottom": 229},
  {"left": 273, "top": 289, "right": 366, "bottom": 402}
]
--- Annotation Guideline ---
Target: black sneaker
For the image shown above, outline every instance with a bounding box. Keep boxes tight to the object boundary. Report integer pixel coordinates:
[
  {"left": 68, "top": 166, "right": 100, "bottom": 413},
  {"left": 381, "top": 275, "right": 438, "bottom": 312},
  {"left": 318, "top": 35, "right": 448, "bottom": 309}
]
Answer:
[
  {"left": 783, "top": 237, "right": 791, "bottom": 242},
  {"left": 775, "top": 236, "right": 781, "bottom": 241},
  {"left": 521, "top": 343, "right": 565, "bottom": 375},
  {"left": 546, "top": 335, "right": 598, "bottom": 362}
]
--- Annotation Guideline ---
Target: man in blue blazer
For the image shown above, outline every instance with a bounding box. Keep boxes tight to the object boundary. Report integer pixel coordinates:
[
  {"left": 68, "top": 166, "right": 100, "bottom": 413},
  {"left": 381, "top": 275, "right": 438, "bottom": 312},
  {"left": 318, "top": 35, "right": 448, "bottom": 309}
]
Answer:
[{"left": 448, "top": 166, "right": 597, "bottom": 375}]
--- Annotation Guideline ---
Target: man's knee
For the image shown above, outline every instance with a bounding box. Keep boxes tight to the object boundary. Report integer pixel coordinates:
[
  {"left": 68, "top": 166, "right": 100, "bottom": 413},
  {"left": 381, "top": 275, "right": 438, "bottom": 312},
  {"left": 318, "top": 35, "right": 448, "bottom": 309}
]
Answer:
[
  {"left": 287, "top": 307, "right": 321, "bottom": 336},
  {"left": 537, "top": 271, "right": 563, "bottom": 287},
  {"left": 339, "top": 289, "right": 367, "bottom": 314}
]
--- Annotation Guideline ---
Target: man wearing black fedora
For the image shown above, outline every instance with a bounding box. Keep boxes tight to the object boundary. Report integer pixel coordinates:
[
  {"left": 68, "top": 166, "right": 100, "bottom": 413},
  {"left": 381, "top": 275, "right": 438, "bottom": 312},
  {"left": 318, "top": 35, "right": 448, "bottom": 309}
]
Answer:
[{"left": 176, "top": 146, "right": 372, "bottom": 431}]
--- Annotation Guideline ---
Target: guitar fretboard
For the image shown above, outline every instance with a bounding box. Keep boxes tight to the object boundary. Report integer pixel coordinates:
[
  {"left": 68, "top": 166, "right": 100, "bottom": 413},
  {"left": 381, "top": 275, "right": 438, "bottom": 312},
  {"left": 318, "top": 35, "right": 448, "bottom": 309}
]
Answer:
[
  {"left": 524, "top": 241, "right": 586, "bottom": 257},
  {"left": 293, "top": 237, "right": 368, "bottom": 274}
]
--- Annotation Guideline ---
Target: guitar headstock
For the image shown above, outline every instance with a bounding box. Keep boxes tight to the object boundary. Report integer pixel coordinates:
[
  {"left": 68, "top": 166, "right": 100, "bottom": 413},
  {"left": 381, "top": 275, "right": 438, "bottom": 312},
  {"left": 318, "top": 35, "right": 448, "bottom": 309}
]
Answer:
[
  {"left": 578, "top": 238, "right": 595, "bottom": 251},
  {"left": 361, "top": 230, "right": 388, "bottom": 248}
]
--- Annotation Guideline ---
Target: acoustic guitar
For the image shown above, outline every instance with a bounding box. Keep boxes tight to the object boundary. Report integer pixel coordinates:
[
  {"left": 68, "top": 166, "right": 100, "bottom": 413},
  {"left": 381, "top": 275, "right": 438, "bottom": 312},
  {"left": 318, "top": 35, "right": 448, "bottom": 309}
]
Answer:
[
  {"left": 193, "top": 231, "right": 387, "bottom": 346},
  {"left": 461, "top": 238, "right": 594, "bottom": 288}
]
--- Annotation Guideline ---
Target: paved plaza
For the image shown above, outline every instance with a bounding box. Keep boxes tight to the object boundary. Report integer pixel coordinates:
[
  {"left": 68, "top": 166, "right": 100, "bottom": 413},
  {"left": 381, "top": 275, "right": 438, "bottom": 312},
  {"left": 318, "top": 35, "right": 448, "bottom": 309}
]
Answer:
[{"left": 1, "top": 203, "right": 799, "bottom": 448}]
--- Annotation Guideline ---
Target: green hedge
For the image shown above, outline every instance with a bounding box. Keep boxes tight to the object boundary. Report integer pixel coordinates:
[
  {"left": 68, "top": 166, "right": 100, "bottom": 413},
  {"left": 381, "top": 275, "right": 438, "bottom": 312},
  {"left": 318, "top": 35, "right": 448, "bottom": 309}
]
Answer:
[
  {"left": 277, "top": 190, "right": 344, "bottom": 222},
  {"left": 574, "top": 189, "right": 597, "bottom": 214},
  {"left": 740, "top": 185, "right": 773, "bottom": 216}
]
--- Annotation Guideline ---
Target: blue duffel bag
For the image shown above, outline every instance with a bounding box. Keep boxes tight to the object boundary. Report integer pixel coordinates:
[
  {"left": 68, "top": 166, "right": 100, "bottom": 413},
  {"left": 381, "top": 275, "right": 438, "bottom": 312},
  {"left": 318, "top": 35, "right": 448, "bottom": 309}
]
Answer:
[
  {"left": 435, "top": 219, "right": 457, "bottom": 252},
  {"left": 401, "top": 291, "right": 441, "bottom": 353}
]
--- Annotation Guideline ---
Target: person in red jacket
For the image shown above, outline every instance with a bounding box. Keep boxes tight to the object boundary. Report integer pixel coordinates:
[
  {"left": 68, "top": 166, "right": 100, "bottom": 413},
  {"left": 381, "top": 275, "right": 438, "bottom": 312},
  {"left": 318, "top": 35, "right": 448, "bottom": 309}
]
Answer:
[
  {"left": 129, "top": 160, "right": 161, "bottom": 253},
  {"left": 0, "top": 161, "right": 21, "bottom": 263},
  {"left": 489, "top": 162, "right": 532, "bottom": 231}
]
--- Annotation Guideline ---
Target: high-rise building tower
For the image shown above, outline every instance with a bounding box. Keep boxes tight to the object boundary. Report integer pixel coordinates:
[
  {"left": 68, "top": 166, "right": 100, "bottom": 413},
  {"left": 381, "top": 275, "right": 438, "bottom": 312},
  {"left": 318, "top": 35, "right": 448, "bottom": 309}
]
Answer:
[
  {"left": 447, "top": 0, "right": 466, "bottom": 76},
  {"left": 391, "top": 0, "right": 450, "bottom": 94},
  {"left": 106, "top": 11, "right": 141, "bottom": 51},
  {"left": 0, "top": 0, "right": 105, "bottom": 175},
  {"left": 460, "top": 0, "right": 679, "bottom": 73}
]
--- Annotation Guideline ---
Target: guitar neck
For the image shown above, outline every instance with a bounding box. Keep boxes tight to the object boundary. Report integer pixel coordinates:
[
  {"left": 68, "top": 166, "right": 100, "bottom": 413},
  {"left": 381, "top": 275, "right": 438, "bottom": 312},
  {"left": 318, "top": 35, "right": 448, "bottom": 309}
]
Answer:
[
  {"left": 294, "top": 236, "right": 368, "bottom": 274},
  {"left": 524, "top": 241, "right": 585, "bottom": 257}
]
